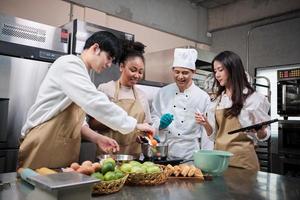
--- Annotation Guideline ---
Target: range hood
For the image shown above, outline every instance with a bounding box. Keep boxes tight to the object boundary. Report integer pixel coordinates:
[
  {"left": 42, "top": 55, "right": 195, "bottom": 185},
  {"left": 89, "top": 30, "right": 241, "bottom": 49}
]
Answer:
[{"left": 144, "top": 48, "right": 216, "bottom": 84}]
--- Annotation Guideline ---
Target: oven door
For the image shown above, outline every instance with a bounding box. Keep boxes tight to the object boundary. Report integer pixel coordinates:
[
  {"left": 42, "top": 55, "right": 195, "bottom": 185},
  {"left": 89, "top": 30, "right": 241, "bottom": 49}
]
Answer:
[
  {"left": 277, "top": 80, "right": 300, "bottom": 116},
  {"left": 279, "top": 155, "right": 300, "bottom": 177},
  {"left": 278, "top": 120, "right": 300, "bottom": 155}
]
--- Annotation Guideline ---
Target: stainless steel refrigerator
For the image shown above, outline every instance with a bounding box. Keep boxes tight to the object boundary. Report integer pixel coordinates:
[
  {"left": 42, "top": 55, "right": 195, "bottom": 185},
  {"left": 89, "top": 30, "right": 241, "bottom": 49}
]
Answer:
[
  {"left": 0, "top": 13, "right": 68, "bottom": 172},
  {"left": 62, "top": 19, "right": 135, "bottom": 86}
]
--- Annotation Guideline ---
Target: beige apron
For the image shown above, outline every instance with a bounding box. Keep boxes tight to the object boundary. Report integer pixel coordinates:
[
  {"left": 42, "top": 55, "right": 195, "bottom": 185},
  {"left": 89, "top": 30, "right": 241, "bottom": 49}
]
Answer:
[
  {"left": 215, "top": 109, "right": 260, "bottom": 171},
  {"left": 102, "top": 80, "right": 145, "bottom": 155},
  {"left": 18, "top": 103, "right": 85, "bottom": 169}
]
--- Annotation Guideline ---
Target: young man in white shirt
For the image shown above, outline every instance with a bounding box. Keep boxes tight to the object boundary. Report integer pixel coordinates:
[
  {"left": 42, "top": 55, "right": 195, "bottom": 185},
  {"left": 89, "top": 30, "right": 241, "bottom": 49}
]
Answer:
[{"left": 19, "top": 31, "right": 155, "bottom": 169}]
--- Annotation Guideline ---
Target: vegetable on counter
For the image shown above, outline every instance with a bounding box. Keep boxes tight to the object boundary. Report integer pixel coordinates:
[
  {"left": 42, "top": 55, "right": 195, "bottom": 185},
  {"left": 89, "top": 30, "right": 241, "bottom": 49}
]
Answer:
[
  {"left": 62, "top": 160, "right": 101, "bottom": 175},
  {"left": 35, "top": 167, "right": 57, "bottom": 175}
]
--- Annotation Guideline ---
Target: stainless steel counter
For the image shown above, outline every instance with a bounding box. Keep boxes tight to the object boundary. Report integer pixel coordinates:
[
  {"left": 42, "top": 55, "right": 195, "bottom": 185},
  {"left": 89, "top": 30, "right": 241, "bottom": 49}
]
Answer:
[{"left": 1, "top": 167, "right": 300, "bottom": 200}]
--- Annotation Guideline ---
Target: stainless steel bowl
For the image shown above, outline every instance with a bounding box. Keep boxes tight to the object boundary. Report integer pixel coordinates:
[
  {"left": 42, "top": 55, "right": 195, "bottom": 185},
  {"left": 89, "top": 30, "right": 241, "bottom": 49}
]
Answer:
[
  {"left": 97, "top": 154, "right": 135, "bottom": 162},
  {"left": 141, "top": 143, "right": 168, "bottom": 160}
]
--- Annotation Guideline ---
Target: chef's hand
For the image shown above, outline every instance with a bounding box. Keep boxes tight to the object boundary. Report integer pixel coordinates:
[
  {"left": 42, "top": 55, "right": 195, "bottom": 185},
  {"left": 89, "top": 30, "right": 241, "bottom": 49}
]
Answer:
[
  {"left": 159, "top": 113, "right": 174, "bottom": 129},
  {"left": 136, "top": 123, "right": 156, "bottom": 135},
  {"left": 95, "top": 134, "right": 119, "bottom": 153}
]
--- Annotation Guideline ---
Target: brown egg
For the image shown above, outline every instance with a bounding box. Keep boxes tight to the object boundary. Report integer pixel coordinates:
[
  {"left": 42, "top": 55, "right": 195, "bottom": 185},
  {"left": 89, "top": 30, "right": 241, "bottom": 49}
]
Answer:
[
  {"left": 81, "top": 160, "right": 93, "bottom": 167},
  {"left": 62, "top": 167, "right": 75, "bottom": 172},
  {"left": 70, "top": 162, "right": 80, "bottom": 170},
  {"left": 92, "top": 162, "right": 101, "bottom": 172},
  {"left": 76, "top": 166, "right": 90, "bottom": 175},
  {"left": 86, "top": 166, "right": 95, "bottom": 175}
]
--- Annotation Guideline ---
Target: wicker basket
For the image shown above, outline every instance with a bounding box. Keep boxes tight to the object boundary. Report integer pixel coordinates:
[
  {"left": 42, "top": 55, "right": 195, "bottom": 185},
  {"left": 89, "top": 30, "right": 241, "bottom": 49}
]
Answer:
[
  {"left": 92, "top": 174, "right": 128, "bottom": 195},
  {"left": 126, "top": 166, "right": 167, "bottom": 186}
]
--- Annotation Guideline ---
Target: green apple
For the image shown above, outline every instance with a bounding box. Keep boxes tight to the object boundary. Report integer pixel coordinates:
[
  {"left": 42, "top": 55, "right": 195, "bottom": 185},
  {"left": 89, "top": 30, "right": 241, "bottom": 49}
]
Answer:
[
  {"left": 142, "top": 161, "right": 155, "bottom": 166},
  {"left": 146, "top": 166, "right": 161, "bottom": 173},
  {"left": 131, "top": 166, "right": 146, "bottom": 173},
  {"left": 103, "top": 158, "right": 116, "bottom": 168},
  {"left": 115, "top": 171, "right": 125, "bottom": 179},
  {"left": 91, "top": 172, "right": 104, "bottom": 180},
  {"left": 129, "top": 160, "right": 142, "bottom": 166},
  {"left": 101, "top": 162, "right": 114, "bottom": 174},
  {"left": 104, "top": 171, "right": 116, "bottom": 181},
  {"left": 120, "top": 163, "right": 132, "bottom": 173}
]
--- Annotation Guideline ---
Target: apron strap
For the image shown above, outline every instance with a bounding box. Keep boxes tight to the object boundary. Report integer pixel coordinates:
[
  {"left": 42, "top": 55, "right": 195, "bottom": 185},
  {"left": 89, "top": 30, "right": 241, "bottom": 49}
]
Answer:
[{"left": 114, "top": 80, "right": 138, "bottom": 101}]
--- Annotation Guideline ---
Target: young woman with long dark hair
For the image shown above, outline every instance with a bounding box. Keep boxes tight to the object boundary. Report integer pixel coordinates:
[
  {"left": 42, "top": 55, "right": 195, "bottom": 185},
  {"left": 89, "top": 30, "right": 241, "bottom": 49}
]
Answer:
[{"left": 196, "top": 51, "right": 271, "bottom": 171}]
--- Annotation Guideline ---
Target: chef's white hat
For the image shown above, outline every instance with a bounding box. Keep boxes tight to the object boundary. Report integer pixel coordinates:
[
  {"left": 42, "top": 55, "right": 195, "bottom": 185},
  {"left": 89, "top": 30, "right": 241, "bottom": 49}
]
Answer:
[{"left": 172, "top": 48, "right": 197, "bottom": 70}]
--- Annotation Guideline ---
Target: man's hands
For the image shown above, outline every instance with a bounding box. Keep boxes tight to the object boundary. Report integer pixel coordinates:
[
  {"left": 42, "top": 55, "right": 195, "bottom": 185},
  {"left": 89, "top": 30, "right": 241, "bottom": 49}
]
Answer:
[
  {"left": 136, "top": 123, "right": 156, "bottom": 134},
  {"left": 159, "top": 113, "right": 174, "bottom": 130},
  {"left": 81, "top": 125, "right": 119, "bottom": 153},
  {"left": 95, "top": 134, "right": 119, "bottom": 153}
]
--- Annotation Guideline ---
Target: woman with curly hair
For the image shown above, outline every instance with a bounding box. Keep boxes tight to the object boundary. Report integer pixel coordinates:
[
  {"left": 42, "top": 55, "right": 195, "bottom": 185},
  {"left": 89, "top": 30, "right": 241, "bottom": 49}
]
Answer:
[{"left": 89, "top": 41, "right": 151, "bottom": 155}]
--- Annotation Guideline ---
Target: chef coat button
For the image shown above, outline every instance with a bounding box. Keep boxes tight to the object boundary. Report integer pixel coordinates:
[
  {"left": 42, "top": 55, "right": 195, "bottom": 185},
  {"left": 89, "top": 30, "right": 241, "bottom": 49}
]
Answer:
[
  {"left": 183, "top": 108, "right": 186, "bottom": 110},
  {"left": 178, "top": 133, "right": 181, "bottom": 136},
  {"left": 181, "top": 121, "right": 184, "bottom": 123},
  {"left": 168, "top": 131, "right": 171, "bottom": 134},
  {"left": 173, "top": 105, "right": 176, "bottom": 108},
  {"left": 186, "top": 95, "right": 188, "bottom": 97},
  {"left": 176, "top": 92, "right": 178, "bottom": 95}
]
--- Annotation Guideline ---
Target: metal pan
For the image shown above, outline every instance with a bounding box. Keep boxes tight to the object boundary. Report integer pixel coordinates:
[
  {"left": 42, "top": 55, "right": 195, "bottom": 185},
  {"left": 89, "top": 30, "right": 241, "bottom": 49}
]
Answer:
[{"left": 97, "top": 154, "right": 135, "bottom": 162}]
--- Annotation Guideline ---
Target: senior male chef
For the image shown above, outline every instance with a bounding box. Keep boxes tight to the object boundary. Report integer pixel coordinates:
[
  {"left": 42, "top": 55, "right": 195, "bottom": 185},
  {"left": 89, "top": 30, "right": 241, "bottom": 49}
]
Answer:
[{"left": 151, "top": 48, "right": 214, "bottom": 160}]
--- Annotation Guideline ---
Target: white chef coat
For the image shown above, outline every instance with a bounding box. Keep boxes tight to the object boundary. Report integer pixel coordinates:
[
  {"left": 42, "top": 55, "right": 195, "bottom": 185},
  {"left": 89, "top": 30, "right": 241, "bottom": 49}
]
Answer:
[
  {"left": 151, "top": 82, "right": 214, "bottom": 160},
  {"left": 98, "top": 80, "right": 152, "bottom": 123},
  {"left": 21, "top": 55, "right": 136, "bottom": 136},
  {"left": 207, "top": 89, "right": 271, "bottom": 143}
]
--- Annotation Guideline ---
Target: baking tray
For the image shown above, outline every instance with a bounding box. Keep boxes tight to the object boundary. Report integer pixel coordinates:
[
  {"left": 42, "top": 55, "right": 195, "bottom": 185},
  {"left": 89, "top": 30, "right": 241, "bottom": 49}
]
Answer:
[{"left": 28, "top": 172, "right": 100, "bottom": 191}]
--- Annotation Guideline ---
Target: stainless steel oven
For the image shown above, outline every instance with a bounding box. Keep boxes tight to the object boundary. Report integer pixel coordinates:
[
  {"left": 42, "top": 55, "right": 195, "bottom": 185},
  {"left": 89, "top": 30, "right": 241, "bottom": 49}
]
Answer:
[
  {"left": 279, "top": 155, "right": 300, "bottom": 177},
  {"left": 278, "top": 120, "right": 300, "bottom": 177},
  {"left": 278, "top": 120, "right": 300, "bottom": 155},
  {"left": 277, "top": 68, "right": 300, "bottom": 118}
]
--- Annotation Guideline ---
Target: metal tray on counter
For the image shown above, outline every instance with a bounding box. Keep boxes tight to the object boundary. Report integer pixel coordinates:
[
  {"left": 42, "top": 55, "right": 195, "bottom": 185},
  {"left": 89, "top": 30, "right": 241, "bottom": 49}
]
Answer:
[{"left": 28, "top": 172, "right": 100, "bottom": 191}]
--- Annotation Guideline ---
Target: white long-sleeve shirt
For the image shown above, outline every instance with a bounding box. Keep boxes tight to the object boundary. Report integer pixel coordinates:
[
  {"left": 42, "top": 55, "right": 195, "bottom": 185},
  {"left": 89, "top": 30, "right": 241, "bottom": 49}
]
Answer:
[
  {"left": 21, "top": 55, "right": 137, "bottom": 136},
  {"left": 207, "top": 89, "right": 271, "bottom": 142}
]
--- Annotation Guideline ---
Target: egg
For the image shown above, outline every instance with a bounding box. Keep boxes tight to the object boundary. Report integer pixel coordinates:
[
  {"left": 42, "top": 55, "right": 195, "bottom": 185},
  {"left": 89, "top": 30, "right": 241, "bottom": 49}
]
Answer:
[
  {"left": 76, "top": 166, "right": 89, "bottom": 175},
  {"left": 92, "top": 162, "right": 101, "bottom": 172},
  {"left": 62, "top": 167, "right": 75, "bottom": 172},
  {"left": 81, "top": 160, "right": 93, "bottom": 167},
  {"left": 70, "top": 162, "right": 80, "bottom": 170},
  {"left": 86, "top": 166, "right": 95, "bottom": 175},
  {"left": 76, "top": 165, "right": 95, "bottom": 175}
]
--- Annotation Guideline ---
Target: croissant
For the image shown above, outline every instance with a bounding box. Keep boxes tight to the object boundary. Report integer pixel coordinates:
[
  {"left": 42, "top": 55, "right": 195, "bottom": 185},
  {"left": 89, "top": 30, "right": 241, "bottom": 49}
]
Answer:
[
  {"left": 188, "top": 165, "right": 196, "bottom": 177},
  {"left": 180, "top": 165, "right": 190, "bottom": 177}
]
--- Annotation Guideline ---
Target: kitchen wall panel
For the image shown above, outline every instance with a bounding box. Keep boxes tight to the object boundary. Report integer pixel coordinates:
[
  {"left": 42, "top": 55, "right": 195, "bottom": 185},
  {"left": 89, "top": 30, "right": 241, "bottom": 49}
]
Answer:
[
  {"left": 0, "top": 0, "right": 70, "bottom": 26},
  {"left": 0, "top": 0, "right": 206, "bottom": 54}
]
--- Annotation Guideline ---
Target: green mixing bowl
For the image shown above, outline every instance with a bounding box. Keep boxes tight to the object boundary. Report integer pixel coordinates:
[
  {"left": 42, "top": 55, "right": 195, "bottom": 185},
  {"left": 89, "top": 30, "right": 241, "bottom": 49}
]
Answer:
[{"left": 193, "top": 150, "right": 233, "bottom": 176}]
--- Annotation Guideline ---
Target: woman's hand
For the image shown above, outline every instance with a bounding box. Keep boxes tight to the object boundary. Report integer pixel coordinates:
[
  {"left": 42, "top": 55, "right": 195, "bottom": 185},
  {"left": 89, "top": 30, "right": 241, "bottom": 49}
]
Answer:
[
  {"left": 95, "top": 134, "right": 120, "bottom": 153},
  {"left": 195, "top": 112, "right": 213, "bottom": 136},
  {"left": 195, "top": 112, "right": 206, "bottom": 125},
  {"left": 253, "top": 125, "right": 268, "bottom": 139}
]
